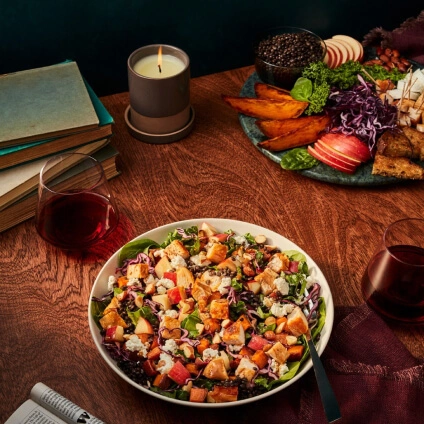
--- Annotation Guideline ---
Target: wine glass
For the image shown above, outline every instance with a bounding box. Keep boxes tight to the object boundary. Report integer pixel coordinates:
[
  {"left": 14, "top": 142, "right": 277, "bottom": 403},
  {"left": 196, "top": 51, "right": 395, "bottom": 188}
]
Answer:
[
  {"left": 35, "top": 152, "right": 119, "bottom": 250},
  {"left": 361, "top": 218, "right": 424, "bottom": 324}
]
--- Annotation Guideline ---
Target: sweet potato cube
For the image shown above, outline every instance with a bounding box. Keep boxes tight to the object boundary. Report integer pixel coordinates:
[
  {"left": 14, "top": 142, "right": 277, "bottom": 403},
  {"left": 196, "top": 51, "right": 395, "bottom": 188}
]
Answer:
[
  {"left": 153, "top": 373, "right": 172, "bottom": 390},
  {"left": 252, "top": 350, "right": 269, "bottom": 369},
  {"left": 287, "top": 345, "right": 304, "bottom": 362},
  {"left": 189, "top": 387, "right": 208, "bottom": 403},
  {"left": 207, "top": 385, "right": 238, "bottom": 403}
]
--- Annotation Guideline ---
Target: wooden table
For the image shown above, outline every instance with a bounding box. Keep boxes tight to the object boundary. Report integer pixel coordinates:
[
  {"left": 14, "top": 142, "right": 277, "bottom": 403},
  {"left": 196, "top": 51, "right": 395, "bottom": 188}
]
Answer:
[{"left": 1, "top": 66, "right": 423, "bottom": 423}]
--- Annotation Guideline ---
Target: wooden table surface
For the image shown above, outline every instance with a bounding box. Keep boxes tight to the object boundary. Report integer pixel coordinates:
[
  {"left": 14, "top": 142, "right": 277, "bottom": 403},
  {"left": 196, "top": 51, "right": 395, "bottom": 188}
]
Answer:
[{"left": 1, "top": 65, "right": 423, "bottom": 423}]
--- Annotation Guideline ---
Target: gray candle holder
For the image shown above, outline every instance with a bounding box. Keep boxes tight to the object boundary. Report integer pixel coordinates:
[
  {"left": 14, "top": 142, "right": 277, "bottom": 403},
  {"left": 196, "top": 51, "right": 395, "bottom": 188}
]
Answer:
[{"left": 125, "top": 44, "right": 195, "bottom": 143}]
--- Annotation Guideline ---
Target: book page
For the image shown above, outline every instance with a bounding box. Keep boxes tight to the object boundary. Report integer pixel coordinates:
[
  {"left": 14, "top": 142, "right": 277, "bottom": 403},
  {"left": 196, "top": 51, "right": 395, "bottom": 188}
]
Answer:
[
  {"left": 5, "top": 399, "right": 67, "bottom": 424},
  {"left": 30, "top": 383, "right": 104, "bottom": 424}
]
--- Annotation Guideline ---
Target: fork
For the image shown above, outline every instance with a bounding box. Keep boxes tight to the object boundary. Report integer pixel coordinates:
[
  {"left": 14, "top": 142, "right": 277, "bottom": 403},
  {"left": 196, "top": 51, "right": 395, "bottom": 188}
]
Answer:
[{"left": 306, "top": 330, "right": 341, "bottom": 423}]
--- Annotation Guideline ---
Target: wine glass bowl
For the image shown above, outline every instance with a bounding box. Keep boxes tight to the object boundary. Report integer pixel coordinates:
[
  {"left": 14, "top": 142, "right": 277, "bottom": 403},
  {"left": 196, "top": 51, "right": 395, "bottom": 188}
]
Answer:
[
  {"left": 35, "top": 153, "right": 119, "bottom": 250},
  {"left": 361, "top": 218, "right": 424, "bottom": 324}
]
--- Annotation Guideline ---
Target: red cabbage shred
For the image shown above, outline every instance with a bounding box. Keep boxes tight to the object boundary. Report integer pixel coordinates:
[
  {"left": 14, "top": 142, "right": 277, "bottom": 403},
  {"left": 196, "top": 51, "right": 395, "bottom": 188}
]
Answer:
[{"left": 324, "top": 75, "right": 398, "bottom": 154}]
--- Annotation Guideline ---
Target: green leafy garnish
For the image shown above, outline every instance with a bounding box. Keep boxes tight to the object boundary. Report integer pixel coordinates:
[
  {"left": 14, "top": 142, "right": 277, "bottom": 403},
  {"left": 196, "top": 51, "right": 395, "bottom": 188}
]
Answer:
[
  {"left": 291, "top": 60, "right": 406, "bottom": 115},
  {"left": 280, "top": 148, "right": 319, "bottom": 170},
  {"left": 181, "top": 309, "right": 202, "bottom": 337},
  {"left": 118, "top": 238, "right": 159, "bottom": 266},
  {"left": 290, "top": 77, "right": 313, "bottom": 101}
]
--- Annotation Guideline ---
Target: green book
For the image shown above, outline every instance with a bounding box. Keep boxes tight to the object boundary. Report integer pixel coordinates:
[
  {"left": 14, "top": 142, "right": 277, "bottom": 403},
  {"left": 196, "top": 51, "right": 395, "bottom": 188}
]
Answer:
[
  {"left": 0, "top": 61, "right": 99, "bottom": 148},
  {"left": 0, "top": 71, "right": 114, "bottom": 170}
]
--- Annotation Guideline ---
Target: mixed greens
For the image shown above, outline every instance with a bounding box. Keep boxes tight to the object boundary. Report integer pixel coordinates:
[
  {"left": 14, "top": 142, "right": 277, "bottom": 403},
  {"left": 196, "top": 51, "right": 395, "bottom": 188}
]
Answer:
[{"left": 91, "top": 223, "right": 326, "bottom": 403}]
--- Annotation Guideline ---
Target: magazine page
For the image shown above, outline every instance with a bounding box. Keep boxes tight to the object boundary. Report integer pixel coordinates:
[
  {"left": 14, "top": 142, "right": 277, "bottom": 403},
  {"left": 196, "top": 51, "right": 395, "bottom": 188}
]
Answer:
[
  {"left": 30, "top": 383, "right": 105, "bottom": 424},
  {"left": 5, "top": 399, "right": 67, "bottom": 424}
]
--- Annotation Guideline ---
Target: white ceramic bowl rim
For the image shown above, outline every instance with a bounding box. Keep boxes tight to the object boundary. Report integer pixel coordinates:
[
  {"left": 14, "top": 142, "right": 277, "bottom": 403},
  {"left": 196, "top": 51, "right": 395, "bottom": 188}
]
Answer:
[{"left": 88, "top": 218, "right": 334, "bottom": 408}]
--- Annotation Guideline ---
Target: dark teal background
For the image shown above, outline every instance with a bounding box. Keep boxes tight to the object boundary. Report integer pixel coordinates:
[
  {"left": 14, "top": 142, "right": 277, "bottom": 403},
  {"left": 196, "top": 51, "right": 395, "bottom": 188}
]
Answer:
[{"left": 1, "top": 1, "right": 422, "bottom": 96}]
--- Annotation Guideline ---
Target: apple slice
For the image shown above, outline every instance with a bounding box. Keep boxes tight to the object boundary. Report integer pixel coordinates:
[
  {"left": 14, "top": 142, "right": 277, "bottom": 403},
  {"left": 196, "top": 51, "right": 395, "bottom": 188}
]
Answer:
[
  {"left": 134, "top": 317, "right": 154, "bottom": 335},
  {"left": 331, "top": 37, "right": 354, "bottom": 61},
  {"left": 324, "top": 44, "right": 336, "bottom": 68},
  {"left": 320, "top": 132, "right": 371, "bottom": 162},
  {"left": 307, "top": 145, "right": 356, "bottom": 174},
  {"left": 168, "top": 361, "right": 191, "bottom": 385},
  {"left": 325, "top": 39, "right": 348, "bottom": 66},
  {"left": 314, "top": 141, "right": 359, "bottom": 172},
  {"left": 332, "top": 35, "right": 364, "bottom": 62},
  {"left": 324, "top": 41, "right": 341, "bottom": 68},
  {"left": 105, "top": 325, "right": 125, "bottom": 342}
]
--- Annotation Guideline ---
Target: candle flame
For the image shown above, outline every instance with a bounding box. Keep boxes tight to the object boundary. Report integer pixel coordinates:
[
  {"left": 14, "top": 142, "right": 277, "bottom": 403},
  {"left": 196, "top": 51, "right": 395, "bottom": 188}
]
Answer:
[{"left": 158, "top": 46, "right": 162, "bottom": 73}]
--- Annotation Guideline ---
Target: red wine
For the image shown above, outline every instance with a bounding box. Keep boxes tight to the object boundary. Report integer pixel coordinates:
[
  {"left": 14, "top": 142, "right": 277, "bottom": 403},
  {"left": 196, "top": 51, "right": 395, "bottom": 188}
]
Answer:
[
  {"left": 36, "top": 192, "right": 118, "bottom": 250},
  {"left": 362, "top": 245, "right": 424, "bottom": 324}
]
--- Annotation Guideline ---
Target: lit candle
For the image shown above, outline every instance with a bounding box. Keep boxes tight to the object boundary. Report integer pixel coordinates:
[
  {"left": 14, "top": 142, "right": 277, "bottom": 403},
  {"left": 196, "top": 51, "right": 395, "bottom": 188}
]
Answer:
[
  {"left": 133, "top": 46, "right": 185, "bottom": 78},
  {"left": 127, "top": 44, "right": 193, "bottom": 141}
]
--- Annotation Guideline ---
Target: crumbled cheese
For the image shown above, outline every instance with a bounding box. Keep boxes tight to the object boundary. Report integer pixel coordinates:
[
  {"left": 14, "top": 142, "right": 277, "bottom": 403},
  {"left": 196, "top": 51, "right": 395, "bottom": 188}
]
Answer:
[
  {"left": 202, "top": 347, "right": 219, "bottom": 362},
  {"left": 156, "top": 353, "right": 174, "bottom": 374},
  {"left": 218, "top": 276, "right": 231, "bottom": 295},
  {"left": 128, "top": 277, "right": 141, "bottom": 286},
  {"left": 274, "top": 277, "right": 289, "bottom": 295},
  {"left": 171, "top": 255, "right": 187, "bottom": 270},
  {"left": 153, "top": 249, "right": 166, "bottom": 258},
  {"left": 125, "top": 335, "right": 149, "bottom": 357},
  {"left": 270, "top": 302, "right": 295, "bottom": 317},
  {"left": 228, "top": 344, "right": 243, "bottom": 353},
  {"left": 270, "top": 359, "right": 289, "bottom": 377},
  {"left": 158, "top": 278, "right": 175, "bottom": 289},
  {"left": 162, "top": 339, "right": 179, "bottom": 354},
  {"left": 164, "top": 309, "right": 179, "bottom": 319},
  {"left": 190, "top": 254, "right": 202, "bottom": 266},
  {"left": 157, "top": 286, "right": 167, "bottom": 295},
  {"left": 107, "top": 275, "right": 117, "bottom": 291},
  {"left": 190, "top": 251, "right": 211, "bottom": 267},
  {"left": 145, "top": 274, "right": 156, "bottom": 285},
  {"left": 233, "top": 235, "right": 247, "bottom": 245}
]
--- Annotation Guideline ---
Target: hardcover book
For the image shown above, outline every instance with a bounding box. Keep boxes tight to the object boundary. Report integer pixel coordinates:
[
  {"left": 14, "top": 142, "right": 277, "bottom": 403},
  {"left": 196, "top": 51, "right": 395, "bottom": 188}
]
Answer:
[
  {"left": 0, "top": 79, "right": 114, "bottom": 170},
  {"left": 0, "top": 61, "right": 99, "bottom": 147}
]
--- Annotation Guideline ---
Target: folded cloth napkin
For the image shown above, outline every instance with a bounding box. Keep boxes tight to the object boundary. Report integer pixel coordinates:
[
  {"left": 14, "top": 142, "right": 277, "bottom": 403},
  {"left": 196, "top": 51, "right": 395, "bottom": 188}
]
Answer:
[
  {"left": 239, "top": 303, "right": 424, "bottom": 424},
  {"left": 363, "top": 10, "right": 424, "bottom": 65}
]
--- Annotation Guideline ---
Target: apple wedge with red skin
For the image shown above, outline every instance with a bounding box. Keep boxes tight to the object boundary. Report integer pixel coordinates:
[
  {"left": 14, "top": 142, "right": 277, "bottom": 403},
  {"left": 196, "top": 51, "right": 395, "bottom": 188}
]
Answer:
[
  {"left": 315, "top": 140, "right": 361, "bottom": 167},
  {"left": 308, "top": 145, "right": 357, "bottom": 174},
  {"left": 247, "top": 334, "right": 271, "bottom": 351},
  {"left": 168, "top": 361, "right": 191, "bottom": 385},
  {"left": 320, "top": 132, "right": 371, "bottom": 162},
  {"left": 312, "top": 142, "right": 358, "bottom": 173},
  {"left": 167, "top": 286, "right": 187, "bottom": 305},
  {"left": 134, "top": 317, "right": 154, "bottom": 335}
]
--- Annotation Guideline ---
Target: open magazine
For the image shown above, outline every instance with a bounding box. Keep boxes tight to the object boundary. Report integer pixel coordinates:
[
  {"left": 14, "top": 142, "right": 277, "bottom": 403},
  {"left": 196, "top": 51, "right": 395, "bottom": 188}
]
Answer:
[{"left": 5, "top": 383, "right": 105, "bottom": 424}]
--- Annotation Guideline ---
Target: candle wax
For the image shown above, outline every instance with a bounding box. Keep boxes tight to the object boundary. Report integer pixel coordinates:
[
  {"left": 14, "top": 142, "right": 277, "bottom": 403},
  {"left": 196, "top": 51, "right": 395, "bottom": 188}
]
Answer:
[{"left": 133, "top": 54, "right": 185, "bottom": 78}]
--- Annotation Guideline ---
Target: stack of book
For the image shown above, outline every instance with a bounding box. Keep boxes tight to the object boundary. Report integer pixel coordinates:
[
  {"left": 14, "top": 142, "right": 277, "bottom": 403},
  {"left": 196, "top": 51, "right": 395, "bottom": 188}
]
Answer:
[{"left": 0, "top": 61, "right": 120, "bottom": 233}]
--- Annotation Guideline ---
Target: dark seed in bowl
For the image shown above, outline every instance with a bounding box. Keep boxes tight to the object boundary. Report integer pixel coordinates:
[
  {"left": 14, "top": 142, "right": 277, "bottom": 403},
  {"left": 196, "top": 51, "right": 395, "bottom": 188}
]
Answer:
[{"left": 256, "top": 32, "right": 324, "bottom": 67}]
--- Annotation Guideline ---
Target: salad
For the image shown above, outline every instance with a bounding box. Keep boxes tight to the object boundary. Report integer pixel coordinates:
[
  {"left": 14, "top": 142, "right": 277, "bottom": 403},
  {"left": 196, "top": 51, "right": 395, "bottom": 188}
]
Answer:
[{"left": 91, "top": 222, "right": 326, "bottom": 404}]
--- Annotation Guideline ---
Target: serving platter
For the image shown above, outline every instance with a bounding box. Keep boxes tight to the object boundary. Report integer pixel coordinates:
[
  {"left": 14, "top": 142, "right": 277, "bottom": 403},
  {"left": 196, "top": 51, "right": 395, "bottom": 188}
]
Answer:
[
  {"left": 239, "top": 72, "right": 424, "bottom": 186},
  {"left": 88, "top": 218, "right": 334, "bottom": 408}
]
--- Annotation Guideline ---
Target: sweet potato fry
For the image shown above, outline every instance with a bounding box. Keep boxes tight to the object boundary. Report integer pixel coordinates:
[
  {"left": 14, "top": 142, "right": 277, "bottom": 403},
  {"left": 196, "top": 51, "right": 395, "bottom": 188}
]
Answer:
[
  {"left": 257, "top": 115, "right": 330, "bottom": 152},
  {"left": 256, "top": 115, "right": 330, "bottom": 138},
  {"left": 222, "top": 95, "right": 308, "bottom": 120},
  {"left": 254, "top": 82, "right": 293, "bottom": 101}
]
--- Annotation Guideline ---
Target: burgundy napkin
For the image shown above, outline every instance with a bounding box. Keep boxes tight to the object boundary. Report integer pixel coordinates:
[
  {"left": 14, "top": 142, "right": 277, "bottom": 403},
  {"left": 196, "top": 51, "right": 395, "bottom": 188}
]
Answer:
[
  {"left": 363, "top": 10, "right": 424, "bottom": 65},
  {"left": 242, "top": 303, "right": 423, "bottom": 424}
]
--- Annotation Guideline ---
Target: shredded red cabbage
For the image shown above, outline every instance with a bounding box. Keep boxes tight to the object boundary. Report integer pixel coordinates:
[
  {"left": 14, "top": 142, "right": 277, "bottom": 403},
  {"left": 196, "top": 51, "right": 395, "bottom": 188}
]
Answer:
[{"left": 324, "top": 75, "right": 398, "bottom": 153}]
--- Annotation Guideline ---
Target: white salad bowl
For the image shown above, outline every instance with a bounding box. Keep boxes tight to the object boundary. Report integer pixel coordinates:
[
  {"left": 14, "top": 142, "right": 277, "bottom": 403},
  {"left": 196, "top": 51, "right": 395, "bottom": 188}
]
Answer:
[{"left": 88, "top": 218, "right": 334, "bottom": 408}]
